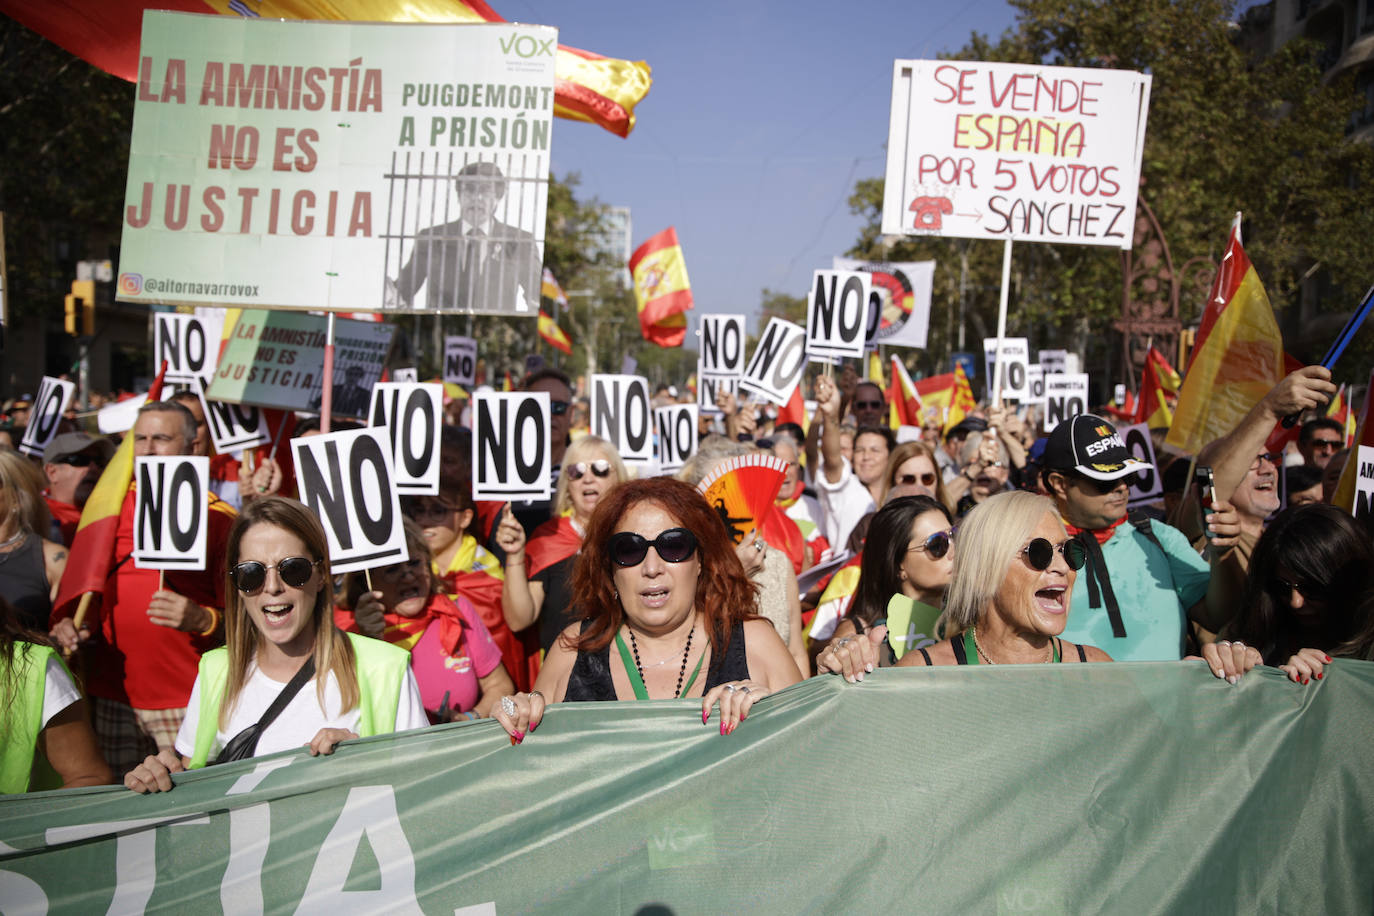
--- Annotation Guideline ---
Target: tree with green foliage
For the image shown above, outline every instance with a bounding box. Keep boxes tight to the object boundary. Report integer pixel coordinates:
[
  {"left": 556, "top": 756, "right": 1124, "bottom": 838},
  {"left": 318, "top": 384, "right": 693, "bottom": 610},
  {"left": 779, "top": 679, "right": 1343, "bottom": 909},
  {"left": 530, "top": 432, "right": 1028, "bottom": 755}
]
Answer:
[{"left": 848, "top": 0, "right": 1374, "bottom": 387}]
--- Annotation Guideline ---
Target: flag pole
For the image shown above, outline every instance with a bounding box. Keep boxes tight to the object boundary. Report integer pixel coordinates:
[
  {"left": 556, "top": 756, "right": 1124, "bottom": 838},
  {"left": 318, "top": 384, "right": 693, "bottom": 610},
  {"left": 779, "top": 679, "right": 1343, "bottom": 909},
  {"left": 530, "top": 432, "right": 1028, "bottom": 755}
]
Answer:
[
  {"left": 320, "top": 274, "right": 337, "bottom": 434},
  {"left": 991, "top": 238, "right": 1014, "bottom": 408}
]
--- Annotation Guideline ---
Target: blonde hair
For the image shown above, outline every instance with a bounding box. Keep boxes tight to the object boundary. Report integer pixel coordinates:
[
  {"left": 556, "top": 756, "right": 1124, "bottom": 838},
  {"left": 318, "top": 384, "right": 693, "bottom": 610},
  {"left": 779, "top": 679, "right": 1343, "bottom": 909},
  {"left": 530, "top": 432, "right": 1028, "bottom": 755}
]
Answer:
[
  {"left": 878, "top": 440, "right": 950, "bottom": 512},
  {"left": 554, "top": 435, "right": 627, "bottom": 516},
  {"left": 0, "top": 447, "right": 52, "bottom": 537},
  {"left": 938, "top": 490, "right": 1061, "bottom": 636},
  {"left": 220, "top": 497, "right": 358, "bottom": 730}
]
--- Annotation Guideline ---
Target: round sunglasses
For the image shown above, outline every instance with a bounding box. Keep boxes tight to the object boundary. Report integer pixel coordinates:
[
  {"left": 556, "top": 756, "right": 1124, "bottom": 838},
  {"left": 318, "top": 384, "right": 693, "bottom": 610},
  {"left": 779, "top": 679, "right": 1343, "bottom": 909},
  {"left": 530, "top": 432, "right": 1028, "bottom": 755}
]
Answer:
[
  {"left": 1022, "top": 538, "right": 1086, "bottom": 572},
  {"left": 609, "top": 528, "right": 698, "bottom": 567},
  {"left": 229, "top": 556, "right": 321, "bottom": 594},
  {"left": 896, "top": 471, "right": 938, "bottom": 488},
  {"left": 567, "top": 460, "right": 612, "bottom": 481},
  {"left": 907, "top": 528, "right": 955, "bottom": 559}
]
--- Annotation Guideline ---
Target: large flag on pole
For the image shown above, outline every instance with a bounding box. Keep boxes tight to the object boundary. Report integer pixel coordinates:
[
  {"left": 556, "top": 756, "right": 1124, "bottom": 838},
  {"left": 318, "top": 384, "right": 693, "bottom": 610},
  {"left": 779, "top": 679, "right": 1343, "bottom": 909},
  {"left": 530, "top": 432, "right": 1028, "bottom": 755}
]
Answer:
[
  {"left": 1165, "top": 214, "right": 1285, "bottom": 455},
  {"left": 0, "top": 0, "right": 653, "bottom": 139},
  {"left": 629, "top": 227, "right": 693, "bottom": 348},
  {"left": 541, "top": 268, "right": 569, "bottom": 312},
  {"left": 1332, "top": 369, "right": 1374, "bottom": 518},
  {"left": 1328, "top": 384, "right": 1358, "bottom": 447},
  {"left": 51, "top": 362, "right": 168, "bottom": 625}
]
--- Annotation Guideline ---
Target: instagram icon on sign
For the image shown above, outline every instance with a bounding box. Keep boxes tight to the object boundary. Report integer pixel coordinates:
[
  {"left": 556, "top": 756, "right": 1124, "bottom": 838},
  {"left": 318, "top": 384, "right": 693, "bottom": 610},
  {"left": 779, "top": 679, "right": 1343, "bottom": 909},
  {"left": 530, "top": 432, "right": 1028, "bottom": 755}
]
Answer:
[{"left": 118, "top": 273, "right": 142, "bottom": 294}]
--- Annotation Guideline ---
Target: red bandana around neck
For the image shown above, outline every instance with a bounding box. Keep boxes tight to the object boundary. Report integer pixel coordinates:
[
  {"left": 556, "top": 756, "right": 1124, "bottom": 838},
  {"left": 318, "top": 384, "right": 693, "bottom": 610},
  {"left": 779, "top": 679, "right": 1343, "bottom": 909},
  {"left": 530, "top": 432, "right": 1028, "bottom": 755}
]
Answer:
[{"left": 1062, "top": 513, "right": 1128, "bottom": 545}]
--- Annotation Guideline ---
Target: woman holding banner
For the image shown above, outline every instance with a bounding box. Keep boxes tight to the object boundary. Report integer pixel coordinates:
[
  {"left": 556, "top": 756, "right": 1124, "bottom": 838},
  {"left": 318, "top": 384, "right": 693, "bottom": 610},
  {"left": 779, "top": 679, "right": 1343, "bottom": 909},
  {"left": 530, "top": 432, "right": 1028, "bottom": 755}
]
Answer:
[
  {"left": 340, "top": 519, "right": 514, "bottom": 723},
  {"left": 491, "top": 478, "right": 802, "bottom": 742},
  {"left": 496, "top": 436, "right": 627, "bottom": 654},
  {"left": 124, "top": 497, "right": 428, "bottom": 792}
]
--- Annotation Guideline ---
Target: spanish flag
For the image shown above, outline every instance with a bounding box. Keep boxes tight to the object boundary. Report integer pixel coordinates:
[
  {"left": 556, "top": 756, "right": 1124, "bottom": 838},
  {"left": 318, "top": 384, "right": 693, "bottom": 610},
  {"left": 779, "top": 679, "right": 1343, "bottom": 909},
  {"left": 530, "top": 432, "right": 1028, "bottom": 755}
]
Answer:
[
  {"left": 541, "top": 268, "right": 569, "bottom": 311},
  {"left": 1165, "top": 215, "right": 1284, "bottom": 455},
  {"left": 629, "top": 226, "right": 693, "bottom": 348},
  {"left": 51, "top": 362, "right": 168, "bottom": 627},
  {"left": 538, "top": 309, "right": 573, "bottom": 355},
  {"left": 807, "top": 555, "right": 863, "bottom": 641},
  {"left": 888, "top": 355, "right": 923, "bottom": 429},
  {"left": 2, "top": 0, "right": 653, "bottom": 139},
  {"left": 1328, "top": 384, "right": 1358, "bottom": 447},
  {"left": 1133, "top": 346, "right": 1180, "bottom": 429},
  {"left": 912, "top": 365, "right": 976, "bottom": 434}
]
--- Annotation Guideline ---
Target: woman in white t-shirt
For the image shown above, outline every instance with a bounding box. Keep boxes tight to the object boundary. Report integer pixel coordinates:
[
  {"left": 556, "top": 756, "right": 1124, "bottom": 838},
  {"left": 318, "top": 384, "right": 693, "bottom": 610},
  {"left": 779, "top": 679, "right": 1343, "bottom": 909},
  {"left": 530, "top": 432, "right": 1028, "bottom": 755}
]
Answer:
[{"left": 125, "top": 497, "right": 428, "bottom": 792}]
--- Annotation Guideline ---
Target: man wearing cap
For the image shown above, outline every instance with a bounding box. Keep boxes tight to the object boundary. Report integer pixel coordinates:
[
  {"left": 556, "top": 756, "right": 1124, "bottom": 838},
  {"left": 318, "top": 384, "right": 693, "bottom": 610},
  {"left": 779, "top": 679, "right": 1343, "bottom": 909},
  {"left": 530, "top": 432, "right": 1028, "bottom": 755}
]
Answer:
[
  {"left": 50, "top": 400, "right": 236, "bottom": 778},
  {"left": 43, "top": 432, "right": 114, "bottom": 545},
  {"left": 1042, "top": 414, "right": 1221, "bottom": 661}
]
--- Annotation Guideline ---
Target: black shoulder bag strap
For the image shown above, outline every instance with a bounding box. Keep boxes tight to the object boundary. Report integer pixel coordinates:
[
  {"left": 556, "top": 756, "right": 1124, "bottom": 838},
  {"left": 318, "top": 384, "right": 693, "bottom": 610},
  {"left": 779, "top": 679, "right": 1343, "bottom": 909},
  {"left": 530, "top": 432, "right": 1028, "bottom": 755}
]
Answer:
[{"left": 212, "top": 657, "right": 317, "bottom": 765}]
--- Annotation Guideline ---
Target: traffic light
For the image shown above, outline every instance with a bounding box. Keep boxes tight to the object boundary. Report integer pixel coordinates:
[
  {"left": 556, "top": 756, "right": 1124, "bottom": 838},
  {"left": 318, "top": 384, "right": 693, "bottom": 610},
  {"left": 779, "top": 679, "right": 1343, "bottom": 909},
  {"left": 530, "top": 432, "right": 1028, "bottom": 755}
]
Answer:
[{"left": 64, "top": 280, "right": 95, "bottom": 337}]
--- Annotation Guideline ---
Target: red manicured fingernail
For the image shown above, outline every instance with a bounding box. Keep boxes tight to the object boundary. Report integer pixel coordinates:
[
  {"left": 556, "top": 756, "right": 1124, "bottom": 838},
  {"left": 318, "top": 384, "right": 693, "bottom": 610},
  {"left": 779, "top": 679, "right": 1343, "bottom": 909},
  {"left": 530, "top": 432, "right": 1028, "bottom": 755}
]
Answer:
[
  {"left": 529, "top": 720, "right": 537, "bottom": 732},
  {"left": 1324, "top": 656, "right": 1332, "bottom": 663},
  {"left": 1302, "top": 678, "right": 1309, "bottom": 685},
  {"left": 727, "top": 723, "right": 736, "bottom": 735},
  {"left": 702, "top": 710, "right": 709, "bottom": 724},
  {"left": 510, "top": 735, "right": 518, "bottom": 746},
  {"left": 1316, "top": 673, "right": 1323, "bottom": 680}
]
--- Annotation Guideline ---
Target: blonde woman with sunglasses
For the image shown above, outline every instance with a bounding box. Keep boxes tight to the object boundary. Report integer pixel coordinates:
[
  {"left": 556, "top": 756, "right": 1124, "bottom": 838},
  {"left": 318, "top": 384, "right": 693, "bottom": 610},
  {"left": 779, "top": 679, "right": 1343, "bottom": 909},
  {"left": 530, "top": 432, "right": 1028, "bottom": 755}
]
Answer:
[
  {"left": 125, "top": 498, "right": 428, "bottom": 792},
  {"left": 496, "top": 436, "right": 627, "bottom": 655}
]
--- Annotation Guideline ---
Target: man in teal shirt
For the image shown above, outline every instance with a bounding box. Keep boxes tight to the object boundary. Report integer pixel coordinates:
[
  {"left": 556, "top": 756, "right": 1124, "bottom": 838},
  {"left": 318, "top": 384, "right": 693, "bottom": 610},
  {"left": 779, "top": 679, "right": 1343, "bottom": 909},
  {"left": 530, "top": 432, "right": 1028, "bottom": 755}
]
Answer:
[{"left": 1042, "top": 415, "right": 1215, "bottom": 661}]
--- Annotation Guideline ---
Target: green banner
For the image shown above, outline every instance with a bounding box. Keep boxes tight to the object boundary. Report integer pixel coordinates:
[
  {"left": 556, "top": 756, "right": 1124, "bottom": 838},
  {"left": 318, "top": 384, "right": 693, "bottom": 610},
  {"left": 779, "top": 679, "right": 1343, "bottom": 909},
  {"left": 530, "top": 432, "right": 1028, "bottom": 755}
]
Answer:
[{"left": 3, "top": 662, "right": 1373, "bottom": 913}]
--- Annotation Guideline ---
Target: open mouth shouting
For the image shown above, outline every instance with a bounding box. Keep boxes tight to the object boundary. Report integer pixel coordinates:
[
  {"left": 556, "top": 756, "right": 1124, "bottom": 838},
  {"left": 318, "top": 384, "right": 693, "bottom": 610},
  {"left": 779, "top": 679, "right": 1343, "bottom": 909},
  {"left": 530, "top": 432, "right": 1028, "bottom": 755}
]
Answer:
[{"left": 1034, "top": 586, "right": 1067, "bottom": 615}]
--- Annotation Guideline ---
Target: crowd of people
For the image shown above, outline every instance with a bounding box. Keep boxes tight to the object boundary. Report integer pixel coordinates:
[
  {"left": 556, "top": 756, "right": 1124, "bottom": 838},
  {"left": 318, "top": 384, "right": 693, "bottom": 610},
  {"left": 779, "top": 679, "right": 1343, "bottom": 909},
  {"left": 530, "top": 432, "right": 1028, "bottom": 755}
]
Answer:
[{"left": 1, "top": 359, "right": 1371, "bottom": 797}]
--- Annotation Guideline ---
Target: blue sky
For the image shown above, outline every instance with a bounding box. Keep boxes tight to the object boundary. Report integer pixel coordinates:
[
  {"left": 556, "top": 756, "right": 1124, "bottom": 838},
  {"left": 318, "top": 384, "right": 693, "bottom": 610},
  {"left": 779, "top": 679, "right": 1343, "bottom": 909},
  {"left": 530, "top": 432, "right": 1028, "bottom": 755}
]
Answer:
[{"left": 506, "top": 0, "right": 1020, "bottom": 332}]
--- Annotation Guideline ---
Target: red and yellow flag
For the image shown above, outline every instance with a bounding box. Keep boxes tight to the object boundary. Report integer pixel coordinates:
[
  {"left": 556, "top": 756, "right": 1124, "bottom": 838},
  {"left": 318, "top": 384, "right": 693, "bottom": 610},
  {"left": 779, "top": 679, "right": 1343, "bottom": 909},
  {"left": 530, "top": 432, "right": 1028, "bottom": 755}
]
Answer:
[
  {"left": 1327, "top": 384, "right": 1358, "bottom": 447},
  {"left": 538, "top": 309, "right": 573, "bottom": 355},
  {"left": 541, "top": 268, "right": 569, "bottom": 311},
  {"left": 51, "top": 362, "right": 168, "bottom": 625},
  {"left": 1165, "top": 216, "right": 1284, "bottom": 455},
  {"left": 0, "top": 0, "right": 653, "bottom": 139},
  {"left": 776, "top": 385, "right": 809, "bottom": 435},
  {"left": 629, "top": 226, "right": 693, "bottom": 348},
  {"left": 1133, "top": 346, "right": 1180, "bottom": 429},
  {"left": 888, "top": 356, "right": 923, "bottom": 429},
  {"left": 909, "top": 368, "right": 975, "bottom": 434}
]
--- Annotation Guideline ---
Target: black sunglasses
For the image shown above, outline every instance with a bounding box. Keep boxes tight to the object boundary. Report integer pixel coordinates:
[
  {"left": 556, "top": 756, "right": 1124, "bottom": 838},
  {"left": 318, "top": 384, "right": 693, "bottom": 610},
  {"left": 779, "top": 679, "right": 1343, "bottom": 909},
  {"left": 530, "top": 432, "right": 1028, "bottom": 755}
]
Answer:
[
  {"left": 1272, "top": 574, "right": 1323, "bottom": 600},
  {"left": 896, "top": 471, "right": 938, "bottom": 488},
  {"left": 229, "top": 556, "right": 321, "bottom": 594},
  {"left": 853, "top": 399, "right": 884, "bottom": 409},
  {"left": 609, "top": 528, "right": 698, "bottom": 567},
  {"left": 907, "top": 528, "right": 955, "bottom": 560},
  {"left": 55, "top": 453, "right": 99, "bottom": 467},
  {"left": 550, "top": 399, "right": 571, "bottom": 416},
  {"left": 567, "top": 460, "right": 612, "bottom": 481},
  {"left": 1071, "top": 473, "right": 1124, "bottom": 496},
  {"left": 1022, "top": 538, "right": 1086, "bottom": 572}
]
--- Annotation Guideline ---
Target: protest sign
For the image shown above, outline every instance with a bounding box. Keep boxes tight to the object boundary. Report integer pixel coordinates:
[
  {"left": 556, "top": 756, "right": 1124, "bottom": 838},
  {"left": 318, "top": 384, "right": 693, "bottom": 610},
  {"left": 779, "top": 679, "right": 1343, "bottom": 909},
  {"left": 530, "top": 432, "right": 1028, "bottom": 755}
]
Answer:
[
  {"left": 881, "top": 60, "right": 1151, "bottom": 249},
  {"left": 292, "top": 427, "right": 406, "bottom": 573},
  {"left": 195, "top": 377, "right": 270, "bottom": 452},
  {"left": 443, "top": 336, "right": 477, "bottom": 387},
  {"left": 833, "top": 257, "right": 934, "bottom": 349},
  {"left": 154, "top": 312, "right": 224, "bottom": 386},
  {"left": 133, "top": 456, "right": 210, "bottom": 570},
  {"left": 207, "top": 309, "right": 392, "bottom": 418},
  {"left": 471, "top": 391, "right": 551, "bottom": 501},
  {"left": 1355, "top": 446, "right": 1374, "bottom": 523},
  {"left": 1026, "top": 364, "right": 1045, "bottom": 405},
  {"left": 393, "top": 367, "right": 418, "bottom": 383},
  {"left": 1044, "top": 373, "right": 1090, "bottom": 433},
  {"left": 983, "top": 338, "right": 1029, "bottom": 402},
  {"left": 18, "top": 376, "right": 75, "bottom": 459},
  {"left": 368, "top": 382, "right": 442, "bottom": 495},
  {"left": 591, "top": 374, "right": 654, "bottom": 466},
  {"left": 1039, "top": 349, "right": 1068, "bottom": 375},
  {"left": 805, "top": 270, "right": 872, "bottom": 361},
  {"left": 739, "top": 318, "right": 807, "bottom": 407},
  {"left": 697, "top": 314, "right": 745, "bottom": 415},
  {"left": 116, "top": 13, "right": 556, "bottom": 316},
  {"left": 1117, "top": 422, "right": 1162, "bottom": 506},
  {"left": 655, "top": 404, "right": 698, "bottom": 473}
]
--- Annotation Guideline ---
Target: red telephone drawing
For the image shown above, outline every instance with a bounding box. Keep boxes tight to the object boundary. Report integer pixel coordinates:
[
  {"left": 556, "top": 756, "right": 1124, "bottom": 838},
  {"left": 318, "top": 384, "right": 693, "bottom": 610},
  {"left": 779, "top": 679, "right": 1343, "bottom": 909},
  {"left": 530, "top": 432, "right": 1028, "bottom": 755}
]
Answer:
[{"left": 909, "top": 196, "right": 954, "bottom": 230}]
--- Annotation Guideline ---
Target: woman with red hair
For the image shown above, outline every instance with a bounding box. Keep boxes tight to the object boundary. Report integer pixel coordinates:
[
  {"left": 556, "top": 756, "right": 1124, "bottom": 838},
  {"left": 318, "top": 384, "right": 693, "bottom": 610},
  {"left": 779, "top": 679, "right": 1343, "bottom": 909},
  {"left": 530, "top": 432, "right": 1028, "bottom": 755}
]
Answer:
[{"left": 492, "top": 478, "right": 802, "bottom": 740}]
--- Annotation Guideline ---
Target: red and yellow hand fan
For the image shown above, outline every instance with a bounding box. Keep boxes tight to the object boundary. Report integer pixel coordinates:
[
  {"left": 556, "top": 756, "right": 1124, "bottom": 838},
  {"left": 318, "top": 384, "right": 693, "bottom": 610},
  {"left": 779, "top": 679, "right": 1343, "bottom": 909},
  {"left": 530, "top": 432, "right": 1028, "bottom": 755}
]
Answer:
[{"left": 695, "top": 454, "right": 789, "bottom": 544}]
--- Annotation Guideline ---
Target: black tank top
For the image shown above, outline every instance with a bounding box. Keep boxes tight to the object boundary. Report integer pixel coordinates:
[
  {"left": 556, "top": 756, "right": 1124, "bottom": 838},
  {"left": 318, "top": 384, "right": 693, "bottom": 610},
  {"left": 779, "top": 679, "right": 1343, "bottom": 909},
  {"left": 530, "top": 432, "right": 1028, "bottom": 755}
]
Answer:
[
  {"left": 0, "top": 533, "right": 51, "bottom": 632},
  {"left": 565, "top": 620, "right": 751, "bottom": 702}
]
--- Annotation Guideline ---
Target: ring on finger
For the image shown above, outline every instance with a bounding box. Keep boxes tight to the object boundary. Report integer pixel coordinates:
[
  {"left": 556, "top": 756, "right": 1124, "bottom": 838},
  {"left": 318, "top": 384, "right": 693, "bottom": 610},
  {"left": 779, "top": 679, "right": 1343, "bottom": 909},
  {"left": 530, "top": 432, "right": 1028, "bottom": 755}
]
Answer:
[
  {"left": 739, "top": 686, "right": 751, "bottom": 695},
  {"left": 723, "top": 684, "right": 737, "bottom": 693},
  {"left": 499, "top": 696, "right": 517, "bottom": 718},
  {"left": 835, "top": 637, "right": 852, "bottom": 648},
  {"left": 529, "top": 690, "right": 545, "bottom": 704}
]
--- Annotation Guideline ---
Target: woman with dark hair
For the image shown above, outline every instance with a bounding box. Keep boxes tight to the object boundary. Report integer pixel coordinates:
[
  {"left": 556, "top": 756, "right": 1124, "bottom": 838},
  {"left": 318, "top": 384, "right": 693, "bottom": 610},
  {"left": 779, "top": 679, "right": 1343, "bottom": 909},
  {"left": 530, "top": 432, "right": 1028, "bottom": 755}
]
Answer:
[
  {"left": 125, "top": 497, "right": 428, "bottom": 792},
  {"left": 491, "top": 478, "right": 802, "bottom": 740},
  {"left": 340, "top": 519, "right": 514, "bottom": 723},
  {"left": 818, "top": 496, "right": 955, "bottom": 677},
  {"left": 0, "top": 595, "right": 110, "bottom": 792},
  {"left": 1202, "top": 503, "right": 1374, "bottom": 683}
]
